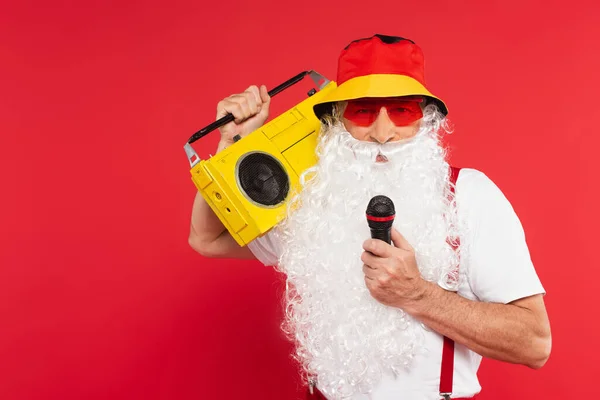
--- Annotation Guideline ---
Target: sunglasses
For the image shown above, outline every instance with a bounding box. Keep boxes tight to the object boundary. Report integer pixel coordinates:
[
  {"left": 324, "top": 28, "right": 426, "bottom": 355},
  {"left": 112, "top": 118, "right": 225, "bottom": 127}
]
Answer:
[{"left": 343, "top": 97, "right": 424, "bottom": 127}]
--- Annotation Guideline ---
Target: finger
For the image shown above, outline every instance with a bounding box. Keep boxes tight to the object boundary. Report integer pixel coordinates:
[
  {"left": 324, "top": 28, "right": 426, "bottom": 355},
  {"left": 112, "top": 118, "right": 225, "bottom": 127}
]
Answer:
[
  {"left": 217, "top": 98, "right": 243, "bottom": 122},
  {"left": 217, "top": 98, "right": 245, "bottom": 123},
  {"left": 360, "top": 250, "right": 381, "bottom": 268},
  {"left": 231, "top": 94, "right": 254, "bottom": 118},
  {"left": 259, "top": 84, "right": 271, "bottom": 104},
  {"left": 245, "top": 86, "right": 261, "bottom": 113},
  {"left": 246, "top": 85, "right": 261, "bottom": 104},
  {"left": 362, "top": 264, "right": 376, "bottom": 280},
  {"left": 257, "top": 85, "right": 270, "bottom": 117},
  {"left": 363, "top": 238, "right": 394, "bottom": 258},
  {"left": 391, "top": 227, "right": 414, "bottom": 251},
  {"left": 241, "top": 91, "right": 259, "bottom": 115},
  {"left": 224, "top": 96, "right": 252, "bottom": 122}
]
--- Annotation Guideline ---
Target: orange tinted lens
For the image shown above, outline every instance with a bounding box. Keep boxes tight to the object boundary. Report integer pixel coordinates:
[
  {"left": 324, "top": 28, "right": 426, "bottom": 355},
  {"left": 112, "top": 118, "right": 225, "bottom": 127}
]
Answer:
[{"left": 344, "top": 98, "right": 423, "bottom": 127}]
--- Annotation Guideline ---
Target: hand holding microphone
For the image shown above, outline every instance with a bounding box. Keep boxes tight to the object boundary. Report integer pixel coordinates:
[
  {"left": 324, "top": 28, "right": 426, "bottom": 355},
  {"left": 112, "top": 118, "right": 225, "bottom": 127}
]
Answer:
[{"left": 362, "top": 195, "right": 428, "bottom": 310}]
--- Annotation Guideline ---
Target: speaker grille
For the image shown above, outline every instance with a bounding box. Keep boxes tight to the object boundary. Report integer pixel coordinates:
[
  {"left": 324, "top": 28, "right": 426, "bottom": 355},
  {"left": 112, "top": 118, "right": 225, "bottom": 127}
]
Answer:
[{"left": 237, "top": 153, "right": 289, "bottom": 206}]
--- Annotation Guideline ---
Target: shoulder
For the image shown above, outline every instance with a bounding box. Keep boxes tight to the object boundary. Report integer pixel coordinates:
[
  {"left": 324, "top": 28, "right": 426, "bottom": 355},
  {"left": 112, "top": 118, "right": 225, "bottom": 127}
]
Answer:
[
  {"left": 454, "top": 167, "right": 516, "bottom": 216},
  {"left": 452, "top": 167, "right": 545, "bottom": 302},
  {"left": 453, "top": 166, "right": 528, "bottom": 242},
  {"left": 455, "top": 167, "right": 500, "bottom": 195}
]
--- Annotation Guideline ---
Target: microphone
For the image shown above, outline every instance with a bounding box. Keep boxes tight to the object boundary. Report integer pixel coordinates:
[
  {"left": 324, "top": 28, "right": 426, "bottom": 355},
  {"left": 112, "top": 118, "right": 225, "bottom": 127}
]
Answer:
[{"left": 366, "top": 195, "right": 395, "bottom": 244}]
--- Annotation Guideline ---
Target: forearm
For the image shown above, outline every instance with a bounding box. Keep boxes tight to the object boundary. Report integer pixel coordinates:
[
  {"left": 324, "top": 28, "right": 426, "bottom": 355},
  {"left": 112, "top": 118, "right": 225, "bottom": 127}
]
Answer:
[
  {"left": 406, "top": 281, "right": 551, "bottom": 369},
  {"left": 190, "top": 191, "right": 225, "bottom": 241}
]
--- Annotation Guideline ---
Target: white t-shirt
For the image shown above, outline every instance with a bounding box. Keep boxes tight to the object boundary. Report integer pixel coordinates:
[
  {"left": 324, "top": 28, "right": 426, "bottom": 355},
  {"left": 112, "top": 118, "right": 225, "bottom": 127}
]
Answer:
[{"left": 247, "top": 168, "right": 546, "bottom": 400}]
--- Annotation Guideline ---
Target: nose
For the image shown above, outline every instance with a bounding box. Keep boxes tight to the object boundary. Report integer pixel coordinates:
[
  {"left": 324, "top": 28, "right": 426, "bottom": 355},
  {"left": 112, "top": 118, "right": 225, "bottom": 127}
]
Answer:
[{"left": 369, "top": 107, "right": 396, "bottom": 144}]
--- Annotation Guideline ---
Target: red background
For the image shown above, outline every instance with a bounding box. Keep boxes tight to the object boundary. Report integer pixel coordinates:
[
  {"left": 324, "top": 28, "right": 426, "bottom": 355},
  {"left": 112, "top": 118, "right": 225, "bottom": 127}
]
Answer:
[{"left": 1, "top": 0, "right": 598, "bottom": 399}]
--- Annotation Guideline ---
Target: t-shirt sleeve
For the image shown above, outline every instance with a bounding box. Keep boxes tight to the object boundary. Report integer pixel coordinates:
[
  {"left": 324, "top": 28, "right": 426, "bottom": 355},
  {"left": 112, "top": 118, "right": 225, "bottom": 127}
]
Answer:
[
  {"left": 247, "top": 228, "right": 282, "bottom": 267},
  {"left": 456, "top": 168, "right": 546, "bottom": 304}
]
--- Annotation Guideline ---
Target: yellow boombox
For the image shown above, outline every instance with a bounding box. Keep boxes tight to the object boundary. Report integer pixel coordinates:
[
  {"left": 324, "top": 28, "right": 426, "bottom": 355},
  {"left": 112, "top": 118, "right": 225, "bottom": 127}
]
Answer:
[{"left": 184, "top": 71, "right": 337, "bottom": 246}]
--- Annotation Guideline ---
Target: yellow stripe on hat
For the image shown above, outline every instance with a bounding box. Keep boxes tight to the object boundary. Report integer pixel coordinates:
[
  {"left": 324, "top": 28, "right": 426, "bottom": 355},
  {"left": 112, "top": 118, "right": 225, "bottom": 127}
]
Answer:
[{"left": 313, "top": 74, "right": 448, "bottom": 119}]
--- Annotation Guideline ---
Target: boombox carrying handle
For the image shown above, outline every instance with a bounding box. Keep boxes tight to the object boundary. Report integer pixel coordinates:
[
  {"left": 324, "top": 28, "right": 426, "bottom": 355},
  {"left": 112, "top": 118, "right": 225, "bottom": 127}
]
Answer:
[{"left": 183, "top": 70, "right": 330, "bottom": 167}]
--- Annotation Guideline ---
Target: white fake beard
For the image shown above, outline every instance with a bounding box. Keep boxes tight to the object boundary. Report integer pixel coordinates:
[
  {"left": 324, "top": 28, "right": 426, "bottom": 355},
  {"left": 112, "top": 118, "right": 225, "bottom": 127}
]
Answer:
[{"left": 273, "top": 106, "right": 461, "bottom": 399}]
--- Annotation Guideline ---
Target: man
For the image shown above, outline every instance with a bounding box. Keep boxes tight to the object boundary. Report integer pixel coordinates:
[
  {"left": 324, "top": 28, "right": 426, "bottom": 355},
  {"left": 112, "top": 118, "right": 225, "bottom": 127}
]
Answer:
[{"left": 188, "top": 34, "right": 551, "bottom": 400}]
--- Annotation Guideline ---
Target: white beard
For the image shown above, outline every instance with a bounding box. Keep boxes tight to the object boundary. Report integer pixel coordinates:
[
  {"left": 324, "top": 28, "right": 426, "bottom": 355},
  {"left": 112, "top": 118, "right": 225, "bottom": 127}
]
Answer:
[{"left": 272, "top": 106, "right": 461, "bottom": 399}]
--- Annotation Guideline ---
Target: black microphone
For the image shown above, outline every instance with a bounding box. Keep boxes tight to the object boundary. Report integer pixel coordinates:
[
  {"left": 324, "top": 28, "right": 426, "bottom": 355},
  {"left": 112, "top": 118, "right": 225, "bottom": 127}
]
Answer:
[{"left": 366, "top": 195, "right": 395, "bottom": 244}]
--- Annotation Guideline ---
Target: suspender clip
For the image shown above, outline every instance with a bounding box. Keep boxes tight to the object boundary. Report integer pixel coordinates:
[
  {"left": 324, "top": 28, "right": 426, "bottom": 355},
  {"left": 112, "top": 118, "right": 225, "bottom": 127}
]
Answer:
[{"left": 308, "top": 378, "right": 316, "bottom": 395}]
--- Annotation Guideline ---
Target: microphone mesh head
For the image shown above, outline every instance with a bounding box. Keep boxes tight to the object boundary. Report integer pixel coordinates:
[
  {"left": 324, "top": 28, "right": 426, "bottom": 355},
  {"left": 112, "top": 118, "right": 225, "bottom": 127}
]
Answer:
[{"left": 366, "top": 195, "right": 395, "bottom": 217}]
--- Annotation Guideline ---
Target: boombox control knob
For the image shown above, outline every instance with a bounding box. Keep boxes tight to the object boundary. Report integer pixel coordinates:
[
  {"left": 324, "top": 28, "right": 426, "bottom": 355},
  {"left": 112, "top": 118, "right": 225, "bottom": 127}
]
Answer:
[
  {"left": 233, "top": 134, "right": 242, "bottom": 143},
  {"left": 307, "top": 88, "right": 317, "bottom": 97}
]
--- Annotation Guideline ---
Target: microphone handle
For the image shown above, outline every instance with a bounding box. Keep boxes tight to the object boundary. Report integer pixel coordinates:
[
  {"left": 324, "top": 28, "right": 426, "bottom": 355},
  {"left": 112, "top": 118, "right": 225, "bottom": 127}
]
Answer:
[{"left": 370, "top": 228, "right": 392, "bottom": 245}]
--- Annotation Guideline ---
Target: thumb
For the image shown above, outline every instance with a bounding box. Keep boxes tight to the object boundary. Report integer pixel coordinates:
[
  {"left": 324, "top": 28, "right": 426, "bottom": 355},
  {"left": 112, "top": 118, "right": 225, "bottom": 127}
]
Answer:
[
  {"left": 391, "top": 227, "right": 413, "bottom": 251},
  {"left": 260, "top": 84, "right": 271, "bottom": 105}
]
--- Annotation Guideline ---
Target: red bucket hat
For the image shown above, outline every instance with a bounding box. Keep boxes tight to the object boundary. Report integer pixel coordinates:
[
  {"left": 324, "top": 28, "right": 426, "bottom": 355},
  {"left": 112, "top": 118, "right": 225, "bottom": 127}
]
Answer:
[{"left": 313, "top": 34, "right": 448, "bottom": 120}]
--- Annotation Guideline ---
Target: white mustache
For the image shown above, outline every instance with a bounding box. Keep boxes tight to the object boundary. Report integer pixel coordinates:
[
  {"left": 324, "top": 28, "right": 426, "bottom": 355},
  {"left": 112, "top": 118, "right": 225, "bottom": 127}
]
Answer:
[{"left": 332, "top": 128, "right": 433, "bottom": 163}]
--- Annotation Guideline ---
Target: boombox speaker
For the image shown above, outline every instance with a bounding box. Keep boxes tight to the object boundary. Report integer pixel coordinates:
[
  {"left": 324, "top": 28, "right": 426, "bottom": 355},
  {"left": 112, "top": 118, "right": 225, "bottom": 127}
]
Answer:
[{"left": 183, "top": 71, "right": 337, "bottom": 246}]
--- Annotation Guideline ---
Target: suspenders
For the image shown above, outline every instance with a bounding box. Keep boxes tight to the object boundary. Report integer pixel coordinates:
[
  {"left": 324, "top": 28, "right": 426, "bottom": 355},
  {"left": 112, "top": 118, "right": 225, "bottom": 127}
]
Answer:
[
  {"left": 307, "top": 166, "right": 464, "bottom": 400},
  {"left": 439, "top": 165, "right": 462, "bottom": 399}
]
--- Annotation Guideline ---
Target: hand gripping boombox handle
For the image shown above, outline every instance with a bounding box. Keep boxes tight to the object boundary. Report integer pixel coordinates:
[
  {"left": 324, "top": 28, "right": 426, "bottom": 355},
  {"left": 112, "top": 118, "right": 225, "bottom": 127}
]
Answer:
[{"left": 183, "top": 70, "right": 330, "bottom": 167}]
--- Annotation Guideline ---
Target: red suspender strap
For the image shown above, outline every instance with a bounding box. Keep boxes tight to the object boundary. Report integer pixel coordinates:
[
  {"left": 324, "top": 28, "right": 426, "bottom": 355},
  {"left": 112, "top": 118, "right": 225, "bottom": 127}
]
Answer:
[
  {"left": 449, "top": 166, "right": 461, "bottom": 194},
  {"left": 439, "top": 166, "right": 462, "bottom": 399},
  {"left": 439, "top": 335, "right": 455, "bottom": 398}
]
